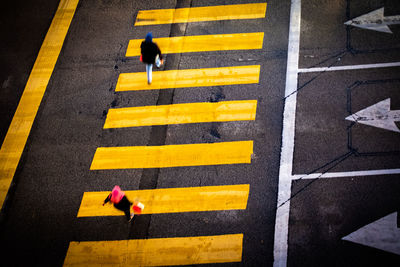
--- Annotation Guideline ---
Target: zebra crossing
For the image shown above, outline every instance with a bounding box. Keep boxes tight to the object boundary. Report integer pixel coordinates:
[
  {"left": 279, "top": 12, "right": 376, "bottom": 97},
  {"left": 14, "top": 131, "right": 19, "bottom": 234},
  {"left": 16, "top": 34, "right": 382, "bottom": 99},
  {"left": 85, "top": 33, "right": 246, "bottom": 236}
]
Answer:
[
  {"left": 90, "top": 141, "right": 253, "bottom": 169},
  {"left": 64, "top": 2, "right": 267, "bottom": 266},
  {"left": 115, "top": 65, "right": 260, "bottom": 91},
  {"left": 103, "top": 100, "right": 257, "bottom": 128},
  {"left": 126, "top": 33, "right": 264, "bottom": 56},
  {"left": 77, "top": 184, "right": 249, "bottom": 217},
  {"left": 64, "top": 234, "right": 243, "bottom": 266},
  {"left": 134, "top": 3, "right": 266, "bottom": 25}
]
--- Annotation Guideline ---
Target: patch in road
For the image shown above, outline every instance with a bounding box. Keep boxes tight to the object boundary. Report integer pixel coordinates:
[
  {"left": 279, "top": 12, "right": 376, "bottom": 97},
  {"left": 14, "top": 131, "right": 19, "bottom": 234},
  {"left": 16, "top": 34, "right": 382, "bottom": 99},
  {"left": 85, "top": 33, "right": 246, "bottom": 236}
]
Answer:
[
  {"left": 293, "top": 68, "right": 400, "bottom": 175},
  {"left": 0, "top": 0, "right": 60, "bottom": 147},
  {"left": 288, "top": 175, "right": 400, "bottom": 266},
  {"left": 0, "top": 0, "right": 79, "bottom": 210},
  {"left": 299, "top": 0, "right": 400, "bottom": 68}
]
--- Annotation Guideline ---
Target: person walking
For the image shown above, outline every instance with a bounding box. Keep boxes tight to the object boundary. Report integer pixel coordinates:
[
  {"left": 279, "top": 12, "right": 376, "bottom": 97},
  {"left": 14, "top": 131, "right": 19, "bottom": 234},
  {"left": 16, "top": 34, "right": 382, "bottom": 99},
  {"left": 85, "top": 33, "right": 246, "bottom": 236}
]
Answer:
[
  {"left": 140, "top": 32, "right": 163, "bottom": 84},
  {"left": 103, "top": 186, "right": 134, "bottom": 222}
]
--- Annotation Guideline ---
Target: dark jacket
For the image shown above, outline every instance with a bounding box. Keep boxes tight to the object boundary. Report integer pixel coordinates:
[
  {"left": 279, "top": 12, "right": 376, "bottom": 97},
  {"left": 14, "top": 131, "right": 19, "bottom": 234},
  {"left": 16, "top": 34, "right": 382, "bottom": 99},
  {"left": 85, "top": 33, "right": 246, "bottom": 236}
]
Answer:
[
  {"left": 140, "top": 41, "right": 162, "bottom": 64},
  {"left": 104, "top": 194, "right": 132, "bottom": 212}
]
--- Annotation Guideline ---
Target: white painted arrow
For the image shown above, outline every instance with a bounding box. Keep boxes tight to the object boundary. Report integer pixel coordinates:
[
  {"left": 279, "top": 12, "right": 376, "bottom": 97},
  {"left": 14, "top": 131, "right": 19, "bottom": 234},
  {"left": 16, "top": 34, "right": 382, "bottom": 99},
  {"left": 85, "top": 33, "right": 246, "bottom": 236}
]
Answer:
[
  {"left": 344, "top": 7, "right": 400, "bottom": 33},
  {"left": 346, "top": 98, "right": 400, "bottom": 133},
  {"left": 342, "top": 212, "right": 400, "bottom": 255}
]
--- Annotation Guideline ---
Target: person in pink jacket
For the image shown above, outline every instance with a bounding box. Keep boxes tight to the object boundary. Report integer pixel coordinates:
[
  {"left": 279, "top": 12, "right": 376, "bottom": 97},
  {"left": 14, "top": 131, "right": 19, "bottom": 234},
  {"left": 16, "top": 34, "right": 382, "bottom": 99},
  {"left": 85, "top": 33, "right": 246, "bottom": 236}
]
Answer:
[{"left": 103, "top": 186, "right": 134, "bottom": 222}]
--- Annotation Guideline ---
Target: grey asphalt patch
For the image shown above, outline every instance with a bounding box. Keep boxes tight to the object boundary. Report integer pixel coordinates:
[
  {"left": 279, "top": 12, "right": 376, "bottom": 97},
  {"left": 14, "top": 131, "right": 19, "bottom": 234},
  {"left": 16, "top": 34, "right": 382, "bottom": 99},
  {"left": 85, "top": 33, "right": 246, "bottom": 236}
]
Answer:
[
  {"left": 293, "top": 68, "right": 400, "bottom": 174},
  {"left": 0, "top": 0, "right": 59, "bottom": 148},
  {"left": 299, "top": 0, "right": 400, "bottom": 68},
  {"left": 288, "top": 1, "right": 400, "bottom": 265},
  {"left": 288, "top": 175, "right": 400, "bottom": 266}
]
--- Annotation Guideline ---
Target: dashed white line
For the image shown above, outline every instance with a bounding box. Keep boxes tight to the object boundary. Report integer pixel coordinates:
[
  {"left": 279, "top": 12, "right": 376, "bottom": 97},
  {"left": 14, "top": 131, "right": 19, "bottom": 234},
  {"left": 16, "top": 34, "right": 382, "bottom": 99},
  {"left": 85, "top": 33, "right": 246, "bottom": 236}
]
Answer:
[
  {"left": 298, "top": 62, "right": 400, "bottom": 73},
  {"left": 273, "top": 0, "right": 301, "bottom": 266}
]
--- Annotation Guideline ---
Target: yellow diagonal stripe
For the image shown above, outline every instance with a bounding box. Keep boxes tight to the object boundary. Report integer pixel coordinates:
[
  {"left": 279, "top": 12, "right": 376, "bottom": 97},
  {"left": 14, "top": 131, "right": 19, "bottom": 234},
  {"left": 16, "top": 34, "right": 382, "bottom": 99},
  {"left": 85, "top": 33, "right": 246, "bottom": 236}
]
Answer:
[
  {"left": 134, "top": 3, "right": 267, "bottom": 26},
  {"left": 63, "top": 234, "right": 243, "bottom": 266},
  {"left": 126, "top": 32, "right": 264, "bottom": 57},
  {"left": 0, "top": 0, "right": 79, "bottom": 209},
  {"left": 77, "top": 184, "right": 249, "bottom": 217},
  {"left": 104, "top": 100, "right": 257, "bottom": 128},
  {"left": 116, "top": 65, "right": 260, "bottom": 91},
  {"left": 90, "top": 141, "right": 253, "bottom": 170}
]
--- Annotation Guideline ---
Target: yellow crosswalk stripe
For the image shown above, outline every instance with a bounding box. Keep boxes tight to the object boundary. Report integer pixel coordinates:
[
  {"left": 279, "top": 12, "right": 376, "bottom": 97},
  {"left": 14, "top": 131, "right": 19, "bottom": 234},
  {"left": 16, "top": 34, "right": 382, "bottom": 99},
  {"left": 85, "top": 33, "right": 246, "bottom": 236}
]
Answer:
[
  {"left": 0, "top": 0, "right": 79, "bottom": 209},
  {"left": 90, "top": 141, "right": 253, "bottom": 170},
  {"left": 116, "top": 65, "right": 260, "bottom": 91},
  {"left": 63, "top": 234, "right": 243, "bottom": 266},
  {"left": 104, "top": 100, "right": 257, "bottom": 128},
  {"left": 77, "top": 184, "right": 249, "bottom": 217},
  {"left": 134, "top": 3, "right": 267, "bottom": 26},
  {"left": 126, "top": 32, "right": 264, "bottom": 57}
]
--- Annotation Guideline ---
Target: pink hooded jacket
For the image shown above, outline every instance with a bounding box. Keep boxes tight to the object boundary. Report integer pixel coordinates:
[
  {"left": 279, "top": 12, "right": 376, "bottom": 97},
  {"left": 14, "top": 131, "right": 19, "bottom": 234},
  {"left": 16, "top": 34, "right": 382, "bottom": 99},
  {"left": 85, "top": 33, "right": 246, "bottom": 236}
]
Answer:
[{"left": 110, "top": 186, "right": 125, "bottom": 203}]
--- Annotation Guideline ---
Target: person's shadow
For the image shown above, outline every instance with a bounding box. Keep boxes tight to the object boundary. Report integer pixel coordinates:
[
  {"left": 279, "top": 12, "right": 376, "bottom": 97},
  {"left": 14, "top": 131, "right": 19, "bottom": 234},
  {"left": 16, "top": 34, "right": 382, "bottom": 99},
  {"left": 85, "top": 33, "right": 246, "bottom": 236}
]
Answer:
[{"left": 128, "top": 214, "right": 151, "bottom": 239}]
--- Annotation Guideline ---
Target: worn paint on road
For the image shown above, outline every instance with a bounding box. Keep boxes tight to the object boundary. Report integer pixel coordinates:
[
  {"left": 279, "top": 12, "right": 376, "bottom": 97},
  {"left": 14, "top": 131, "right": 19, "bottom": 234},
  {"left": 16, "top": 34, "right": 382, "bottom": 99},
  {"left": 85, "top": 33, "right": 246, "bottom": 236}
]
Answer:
[
  {"left": 134, "top": 3, "right": 267, "bottom": 26},
  {"left": 126, "top": 33, "right": 264, "bottom": 57},
  {"left": 77, "top": 184, "right": 249, "bottom": 217},
  {"left": 116, "top": 65, "right": 260, "bottom": 91},
  {"left": 90, "top": 141, "right": 253, "bottom": 170},
  {"left": 104, "top": 100, "right": 257, "bottom": 128},
  {"left": 64, "top": 234, "right": 243, "bottom": 266}
]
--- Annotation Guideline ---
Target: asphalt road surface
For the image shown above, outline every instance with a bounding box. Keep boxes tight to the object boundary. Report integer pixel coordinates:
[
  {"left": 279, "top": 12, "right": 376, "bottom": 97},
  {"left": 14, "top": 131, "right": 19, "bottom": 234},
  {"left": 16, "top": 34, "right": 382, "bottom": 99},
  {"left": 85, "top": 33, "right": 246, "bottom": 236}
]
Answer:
[{"left": 0, "top": 0, "right": 399, "bottom": 266}]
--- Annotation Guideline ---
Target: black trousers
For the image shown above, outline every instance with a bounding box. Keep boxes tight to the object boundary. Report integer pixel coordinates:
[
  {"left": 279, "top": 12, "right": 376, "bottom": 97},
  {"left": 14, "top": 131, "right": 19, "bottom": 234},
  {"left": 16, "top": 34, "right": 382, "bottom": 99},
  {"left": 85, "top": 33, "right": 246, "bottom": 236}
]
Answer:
[{"left": 114, "top": 196, "right": 132, "bottom": 220}]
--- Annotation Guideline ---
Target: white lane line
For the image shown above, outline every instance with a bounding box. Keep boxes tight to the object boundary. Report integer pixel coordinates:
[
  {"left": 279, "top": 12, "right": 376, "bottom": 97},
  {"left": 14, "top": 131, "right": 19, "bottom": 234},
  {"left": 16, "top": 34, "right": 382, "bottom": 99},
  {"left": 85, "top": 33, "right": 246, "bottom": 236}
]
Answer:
[
  {"left": 292, "top": 168, "right": 400, "bottom": 180},
  {"left": 298, "top": 62, "right": 400, "bottom": 73},
  {"left": 273, "top": 0, "right": 301, "bottom": 266}
]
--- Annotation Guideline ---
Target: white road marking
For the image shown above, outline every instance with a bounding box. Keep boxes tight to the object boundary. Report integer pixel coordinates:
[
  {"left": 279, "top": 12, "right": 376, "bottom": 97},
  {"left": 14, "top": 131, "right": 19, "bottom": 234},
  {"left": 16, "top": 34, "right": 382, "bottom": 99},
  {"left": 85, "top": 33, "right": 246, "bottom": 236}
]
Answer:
[
  {"left": 346, "top": 98, "right": 400, "bottom": 133},
  {"left": 344, "top": 7, "right": 400, "bottom": 34},
  {"left": 298, "top": 62, "right": 400, "bottom": 73},
  {"left": 275, "top": 1, "right": 400, "bottom": 266},
  {"left": 292, "top": 168, "right": 400, "bottom": 180},
  {"left": 273, "top": 0, "right": 301, "bottom": 266},
  {"left": 342, "top": 212, "right": 400, "bottom": 255}
]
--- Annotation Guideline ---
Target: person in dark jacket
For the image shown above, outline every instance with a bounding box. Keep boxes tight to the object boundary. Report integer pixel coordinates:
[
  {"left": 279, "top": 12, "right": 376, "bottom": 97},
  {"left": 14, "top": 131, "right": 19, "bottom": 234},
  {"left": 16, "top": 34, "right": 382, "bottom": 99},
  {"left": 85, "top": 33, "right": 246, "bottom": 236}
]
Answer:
[
  {"left": 103, "top": 185, "right": 134, "bottom": 222},
  {"left": 140, "top": 32, "right": 163, "bottom": 84}
]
